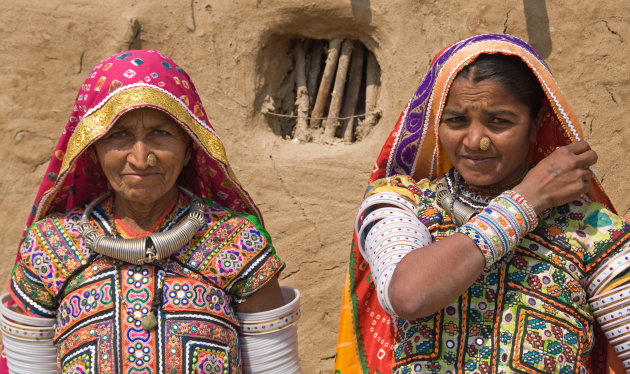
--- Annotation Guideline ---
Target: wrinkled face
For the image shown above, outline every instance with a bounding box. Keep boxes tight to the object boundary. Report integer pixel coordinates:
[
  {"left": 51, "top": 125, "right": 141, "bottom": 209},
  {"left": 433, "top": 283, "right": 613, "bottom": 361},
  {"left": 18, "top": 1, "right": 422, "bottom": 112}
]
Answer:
[
  {"left": 93, "top": 107, "right": 191, "bottom": 207},
  {"left": 439, "top": 77, "right": 540, "bottom": 187}
]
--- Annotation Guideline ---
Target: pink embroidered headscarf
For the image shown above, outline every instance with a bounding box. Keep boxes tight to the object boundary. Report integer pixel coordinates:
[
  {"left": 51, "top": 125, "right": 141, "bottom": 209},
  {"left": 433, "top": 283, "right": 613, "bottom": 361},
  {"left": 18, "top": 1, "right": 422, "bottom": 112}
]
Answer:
[{"left": 19, "top": 49, "right": 262, "bottom": 259}]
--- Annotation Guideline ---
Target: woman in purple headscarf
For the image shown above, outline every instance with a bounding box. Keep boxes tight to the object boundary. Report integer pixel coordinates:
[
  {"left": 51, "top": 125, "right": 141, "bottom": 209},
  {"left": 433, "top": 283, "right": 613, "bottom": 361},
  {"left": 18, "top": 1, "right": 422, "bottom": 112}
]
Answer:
[{"left": 335, "top": 34, "right": 629, "bottom": 373}]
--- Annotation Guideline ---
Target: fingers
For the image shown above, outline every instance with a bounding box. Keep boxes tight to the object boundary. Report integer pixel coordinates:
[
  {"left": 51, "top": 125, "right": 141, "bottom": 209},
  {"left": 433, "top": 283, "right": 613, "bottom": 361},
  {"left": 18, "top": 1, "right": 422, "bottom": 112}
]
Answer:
[
  {"left": 576, "top": 149, "right": 598, "bottom": 169},
  {"left": 557, "top": 141, "right": 598, "bottom": 168},
  {"left": 582, "top": 169, "right": 593, "bottom": 182},
  {"left": 564, "top": 140, "right": 591, "bottom": 154}
]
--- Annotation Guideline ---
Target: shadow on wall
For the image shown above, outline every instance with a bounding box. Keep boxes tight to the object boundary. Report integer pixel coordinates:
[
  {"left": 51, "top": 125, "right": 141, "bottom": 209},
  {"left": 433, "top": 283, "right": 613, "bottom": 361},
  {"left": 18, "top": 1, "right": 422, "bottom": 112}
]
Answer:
[
  {"left": 523, "top": 0, "right": 552, "bottom": 58},
  {"left": 350, "top": 0, "right": 371, "bottom": 24}
]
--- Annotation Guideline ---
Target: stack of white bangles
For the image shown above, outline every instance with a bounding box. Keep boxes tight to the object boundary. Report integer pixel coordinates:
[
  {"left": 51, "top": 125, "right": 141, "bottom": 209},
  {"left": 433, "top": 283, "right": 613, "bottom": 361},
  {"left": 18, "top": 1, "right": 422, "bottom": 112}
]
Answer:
[
  {"left": 356, "top": 192, "right": 433, "bottom": 316},
  {"left": 238, "top": 286, "right": 301, "bottom": 373},
  {"left": 0, "top": 293, "right": 56, "bottom": 374},
  {"left": 585, "top": 247, "right": 630, "bottom": 370}
]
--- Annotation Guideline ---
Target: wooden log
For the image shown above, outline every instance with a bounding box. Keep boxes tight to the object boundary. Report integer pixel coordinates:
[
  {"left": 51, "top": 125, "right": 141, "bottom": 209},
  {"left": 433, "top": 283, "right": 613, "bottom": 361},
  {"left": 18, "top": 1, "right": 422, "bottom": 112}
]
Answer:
[
  {"left": 341, "top": 42, "right": 365, "bottom": 143},
  {"left": 292, "top": 40, "right": 311, "bottom": 142},
  {"left": 306, "top": 40, "right": 323, "bottom": 111},
  {"left": 309, "top": 38, "right": 342, "bottom": 129},
  {"left": 365, "top": 51, "right": 380, "bottom": 111},
  {"left": 323, "top": 39, "right": 354, "bottom": 141},
  {"left": 356, "top": 51, "right": 381, "bottom": 141}
]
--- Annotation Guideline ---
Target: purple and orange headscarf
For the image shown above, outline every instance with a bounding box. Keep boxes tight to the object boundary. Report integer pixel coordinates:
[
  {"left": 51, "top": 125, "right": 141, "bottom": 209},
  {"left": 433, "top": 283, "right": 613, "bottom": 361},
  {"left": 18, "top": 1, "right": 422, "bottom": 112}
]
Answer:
[
  {"left": 19, "top": 49, "right": 263, "bottom": 259},
  {"left": 334, "top": 33, "right": 619, "bottom": 374}
]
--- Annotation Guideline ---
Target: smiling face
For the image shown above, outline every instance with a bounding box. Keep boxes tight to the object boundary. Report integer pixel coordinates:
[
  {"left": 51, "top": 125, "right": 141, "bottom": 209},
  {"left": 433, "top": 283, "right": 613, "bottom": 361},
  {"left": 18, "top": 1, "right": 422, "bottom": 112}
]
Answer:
[
  {"left": 439, "top": 76, "right": 540, "bottom": 187},
  {"left": 93, "top": 107, "right": 191, "bottom": 210}
]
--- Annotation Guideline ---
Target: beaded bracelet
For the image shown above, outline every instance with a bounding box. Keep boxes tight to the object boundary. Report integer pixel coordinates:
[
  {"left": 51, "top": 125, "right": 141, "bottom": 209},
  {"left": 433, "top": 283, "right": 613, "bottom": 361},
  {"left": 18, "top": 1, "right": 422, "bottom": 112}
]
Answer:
[{"left": 456, "top": 190, "right": 538, "bottom": 269}]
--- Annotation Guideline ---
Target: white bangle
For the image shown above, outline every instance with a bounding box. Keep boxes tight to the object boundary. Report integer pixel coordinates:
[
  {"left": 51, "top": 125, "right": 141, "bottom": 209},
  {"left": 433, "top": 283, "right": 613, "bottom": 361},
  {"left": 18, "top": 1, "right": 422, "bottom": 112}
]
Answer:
[
  {"left": 0, "top": 293, "right": 57, "bottom": 374},
  {"left": 356, "top": 193, "right": 432, "bottom": 316},
  {"left": 585, "top": 248, "right": 630, "bottom": 295},
  {"left": 238, "top": 287, "right": 302, "bottom": 374},
  {"left": 587, "top": 250, "right": 630, "bottom": 366},
  {"left": 589, "top": 282, "right": 630, "bottom": 311}
]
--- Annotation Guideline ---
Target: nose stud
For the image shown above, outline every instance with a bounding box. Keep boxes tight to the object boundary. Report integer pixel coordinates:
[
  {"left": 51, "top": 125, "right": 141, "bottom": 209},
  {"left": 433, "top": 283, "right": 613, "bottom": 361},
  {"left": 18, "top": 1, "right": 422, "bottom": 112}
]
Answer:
[
  {"left": 479, "top": 136, "right": 491, "bottom": 151},
  {"left": 147, "top": 153, "right": 157, "bottom": 167}
]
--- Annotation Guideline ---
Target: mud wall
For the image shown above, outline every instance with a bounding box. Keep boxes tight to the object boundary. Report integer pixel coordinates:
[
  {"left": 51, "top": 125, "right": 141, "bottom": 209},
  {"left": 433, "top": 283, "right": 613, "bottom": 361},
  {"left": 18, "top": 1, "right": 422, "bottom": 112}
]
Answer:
[{"left": 1, "top": 1, "right": 628, "bottom": 372}]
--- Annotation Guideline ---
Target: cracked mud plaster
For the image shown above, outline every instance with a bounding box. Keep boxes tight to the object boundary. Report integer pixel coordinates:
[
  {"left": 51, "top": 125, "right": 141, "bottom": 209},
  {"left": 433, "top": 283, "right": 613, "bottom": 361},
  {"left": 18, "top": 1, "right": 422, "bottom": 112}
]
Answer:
[{"left": 0, "top": 2, "right": 629, "bottom": 373}]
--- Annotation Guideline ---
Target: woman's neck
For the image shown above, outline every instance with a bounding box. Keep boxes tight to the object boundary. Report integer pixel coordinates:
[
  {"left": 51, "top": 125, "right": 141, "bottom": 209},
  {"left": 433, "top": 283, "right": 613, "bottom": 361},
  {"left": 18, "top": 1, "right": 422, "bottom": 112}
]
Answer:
[
  {"left": 113, "top": 187, "right": 179, "bottom": 235},
  {"left": 468, "top": 162, "right": 530, "bottom": 195}
]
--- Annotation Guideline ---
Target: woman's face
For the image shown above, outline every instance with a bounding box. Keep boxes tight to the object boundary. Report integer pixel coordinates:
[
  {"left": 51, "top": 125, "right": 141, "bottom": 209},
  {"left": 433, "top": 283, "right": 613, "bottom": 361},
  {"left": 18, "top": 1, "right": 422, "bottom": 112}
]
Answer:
[
  {"left": 439, "top": 76, "right": 540, "bottom": 187},
  {"left": 93, "top": 107, "right": 191, "bottom": 207}
]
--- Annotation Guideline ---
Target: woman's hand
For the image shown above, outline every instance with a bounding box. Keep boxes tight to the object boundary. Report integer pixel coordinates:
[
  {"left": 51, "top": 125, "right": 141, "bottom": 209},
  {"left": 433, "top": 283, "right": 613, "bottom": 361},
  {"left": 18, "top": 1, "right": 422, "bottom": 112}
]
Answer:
[{"left": 513, "top": 141, "right": 597, "bottom": 214}]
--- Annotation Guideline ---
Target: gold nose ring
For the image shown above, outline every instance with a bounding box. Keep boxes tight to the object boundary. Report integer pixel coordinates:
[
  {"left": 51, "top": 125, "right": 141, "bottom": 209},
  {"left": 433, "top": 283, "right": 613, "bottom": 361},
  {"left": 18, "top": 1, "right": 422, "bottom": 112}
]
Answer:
[
  {"left": 147, "top": 153, "right": 157, "bottom": 167},
  {"left": 479, "top": 136, "right": 491, "bottom": 151}
]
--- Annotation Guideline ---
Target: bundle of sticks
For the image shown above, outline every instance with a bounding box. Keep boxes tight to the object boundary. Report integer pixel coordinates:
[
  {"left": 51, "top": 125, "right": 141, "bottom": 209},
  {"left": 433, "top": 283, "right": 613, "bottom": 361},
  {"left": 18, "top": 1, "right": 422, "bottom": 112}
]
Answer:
[{"left": 271, "top": 38, "right": 381, "bottom": 143}]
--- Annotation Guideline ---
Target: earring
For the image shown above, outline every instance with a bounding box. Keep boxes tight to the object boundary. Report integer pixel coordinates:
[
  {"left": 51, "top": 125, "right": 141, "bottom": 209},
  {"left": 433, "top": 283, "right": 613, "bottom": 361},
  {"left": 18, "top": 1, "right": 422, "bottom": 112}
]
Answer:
[
  {"left": 147, "top": 153, "right": 157, "bottom": 167},
  {"left": 479, "top": 136, "right": 491, "bottom": 151}
]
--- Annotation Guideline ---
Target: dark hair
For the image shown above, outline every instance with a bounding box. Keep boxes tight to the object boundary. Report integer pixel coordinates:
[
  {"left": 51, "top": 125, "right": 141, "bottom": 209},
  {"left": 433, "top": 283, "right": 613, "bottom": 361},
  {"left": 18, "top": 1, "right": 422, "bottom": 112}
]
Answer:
[{"left": 456, "top": 54, "right": 545, "bottom": 118}]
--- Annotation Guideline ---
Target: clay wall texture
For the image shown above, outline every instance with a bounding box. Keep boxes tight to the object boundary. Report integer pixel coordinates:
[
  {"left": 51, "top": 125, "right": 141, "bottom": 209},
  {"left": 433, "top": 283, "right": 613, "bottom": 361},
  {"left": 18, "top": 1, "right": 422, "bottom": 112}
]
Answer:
[{"left": 1, "top": 1, "right": 628, "bottom": 372}]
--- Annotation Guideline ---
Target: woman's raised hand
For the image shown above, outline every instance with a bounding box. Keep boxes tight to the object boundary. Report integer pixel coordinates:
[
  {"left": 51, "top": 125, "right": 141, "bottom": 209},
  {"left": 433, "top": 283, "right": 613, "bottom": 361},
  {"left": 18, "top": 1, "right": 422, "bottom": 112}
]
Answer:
[{"left": 514, "top": 140, "right": 598, "bottom": 214}]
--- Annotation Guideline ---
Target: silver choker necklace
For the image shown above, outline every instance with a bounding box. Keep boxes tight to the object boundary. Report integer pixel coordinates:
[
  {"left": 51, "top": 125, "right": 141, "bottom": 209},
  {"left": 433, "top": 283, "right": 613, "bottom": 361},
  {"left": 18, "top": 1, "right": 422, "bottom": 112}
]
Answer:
[
  {"left": 79, "top": 186, "right": 205, "bottom": 264},
  {"left": 436, "top": 178, "right": 477, "bottom": 227}
]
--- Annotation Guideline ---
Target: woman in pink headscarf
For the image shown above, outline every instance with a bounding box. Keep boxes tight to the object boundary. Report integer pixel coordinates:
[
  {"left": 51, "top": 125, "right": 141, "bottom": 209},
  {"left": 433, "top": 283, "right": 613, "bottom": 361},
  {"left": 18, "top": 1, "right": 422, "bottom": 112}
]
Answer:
[{"left": 0, "top": 50, "right": 300, "bottom": 373}]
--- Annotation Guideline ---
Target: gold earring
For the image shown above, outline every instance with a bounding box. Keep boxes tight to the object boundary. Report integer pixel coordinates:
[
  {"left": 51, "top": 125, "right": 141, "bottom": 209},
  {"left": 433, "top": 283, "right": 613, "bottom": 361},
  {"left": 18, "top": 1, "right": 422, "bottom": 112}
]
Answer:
[
  {"left": 479, "top": 136, "right": 491, "bottom": 151},
  {"left": 147, "top": 153, "right": 157, "bottom": 167}
]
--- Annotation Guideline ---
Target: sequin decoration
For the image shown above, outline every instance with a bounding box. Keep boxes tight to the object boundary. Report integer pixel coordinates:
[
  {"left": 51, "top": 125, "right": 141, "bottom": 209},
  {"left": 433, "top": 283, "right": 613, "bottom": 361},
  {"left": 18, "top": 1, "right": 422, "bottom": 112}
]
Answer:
[{"left": 9, "top": 193, "right": 284, "bottom": 373}]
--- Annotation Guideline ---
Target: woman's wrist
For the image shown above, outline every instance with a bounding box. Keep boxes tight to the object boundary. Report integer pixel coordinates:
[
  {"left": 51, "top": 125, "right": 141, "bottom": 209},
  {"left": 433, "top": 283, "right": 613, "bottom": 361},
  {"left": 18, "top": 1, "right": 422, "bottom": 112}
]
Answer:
[
  {"left": 456, "top": 190, "right": 538, "bottom": 269},
  {"left": 512, "top": 184, "right": 549, "bottom": 215}
]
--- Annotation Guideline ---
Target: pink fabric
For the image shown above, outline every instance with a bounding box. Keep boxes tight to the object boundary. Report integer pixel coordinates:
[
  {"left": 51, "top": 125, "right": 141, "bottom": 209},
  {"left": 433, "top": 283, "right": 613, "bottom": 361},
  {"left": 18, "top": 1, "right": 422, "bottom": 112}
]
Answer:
[
  {"left": 0, "top": 347, "right": 6, "bottom": 374},
  {"left": 17, "top": 50, "right": 263, "bottom": 262}
]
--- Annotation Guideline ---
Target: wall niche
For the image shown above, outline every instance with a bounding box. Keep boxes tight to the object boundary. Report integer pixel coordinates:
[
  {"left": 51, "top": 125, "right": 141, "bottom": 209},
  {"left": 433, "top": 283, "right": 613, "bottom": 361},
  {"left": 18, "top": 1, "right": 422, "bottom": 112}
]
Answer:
[{"left": 257, "top": 37, "right": 381, "bottom": 144}]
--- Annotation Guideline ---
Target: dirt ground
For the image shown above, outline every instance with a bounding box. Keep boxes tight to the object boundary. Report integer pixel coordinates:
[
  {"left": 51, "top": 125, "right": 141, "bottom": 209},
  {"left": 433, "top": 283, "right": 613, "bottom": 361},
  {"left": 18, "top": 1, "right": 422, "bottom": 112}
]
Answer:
[{"left": 0, "top": 1, "right": 628, "bottom": 372}]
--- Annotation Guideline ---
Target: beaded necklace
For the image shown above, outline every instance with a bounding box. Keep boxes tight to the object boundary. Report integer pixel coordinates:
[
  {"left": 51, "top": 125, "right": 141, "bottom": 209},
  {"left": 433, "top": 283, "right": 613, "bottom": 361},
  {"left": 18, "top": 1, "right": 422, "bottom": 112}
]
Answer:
[{"left": 439, "top": 167, "right": 530, "bottom": 226}]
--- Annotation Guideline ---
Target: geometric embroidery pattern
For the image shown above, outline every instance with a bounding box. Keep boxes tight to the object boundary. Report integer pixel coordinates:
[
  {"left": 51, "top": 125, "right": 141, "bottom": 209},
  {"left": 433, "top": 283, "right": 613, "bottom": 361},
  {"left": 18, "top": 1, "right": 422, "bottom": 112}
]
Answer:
[
  {"left": 10, "top": 195, "right": 283, "bottom": 373},
  {"left": 512, "top": 308, "right": 582, "bottom": 374},
  {"left": 370, "top": 175, "right": 627, "bottom": 373}
]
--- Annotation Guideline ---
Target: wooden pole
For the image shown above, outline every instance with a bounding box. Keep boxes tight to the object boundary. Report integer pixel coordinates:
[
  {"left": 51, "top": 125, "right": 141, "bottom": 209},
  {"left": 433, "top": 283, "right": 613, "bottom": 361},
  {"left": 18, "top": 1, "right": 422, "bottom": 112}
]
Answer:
[
  {"left": 292, "top": 40, "right": 311, "bottom": 142},
  {"left": 365, "top": 52, "right": 379, "bottom": 112},
  {"left": 306, "top": 40, "right": 323, "bottom": 112},
  {"left": 309, "top": 38, "right": 342, "bottom": 129},
  {"left": 341, "top": 42, "right": 365, "bottom": 143},
  {"left": 356, "top": 51, "right": 381, "bottom": 141},
  {"left": 323, "top": 39, "right": 354, "bottom": 141}
]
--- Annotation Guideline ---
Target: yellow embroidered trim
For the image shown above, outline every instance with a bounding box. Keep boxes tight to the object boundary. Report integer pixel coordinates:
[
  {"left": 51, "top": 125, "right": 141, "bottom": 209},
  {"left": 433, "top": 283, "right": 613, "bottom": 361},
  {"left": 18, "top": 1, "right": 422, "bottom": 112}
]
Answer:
[{"left": 60, "top": 86, "right": 227, "bottom": 175}]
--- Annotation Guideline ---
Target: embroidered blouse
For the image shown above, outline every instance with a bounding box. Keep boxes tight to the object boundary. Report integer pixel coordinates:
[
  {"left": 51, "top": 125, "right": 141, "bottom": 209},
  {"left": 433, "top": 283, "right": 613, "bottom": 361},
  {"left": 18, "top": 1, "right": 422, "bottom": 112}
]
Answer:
[
  {"left": 366, "top": 173, "right": 630, "bottom": 374},
  {"left": 9, "top": 193, "right": 284, "bottom": 373}
]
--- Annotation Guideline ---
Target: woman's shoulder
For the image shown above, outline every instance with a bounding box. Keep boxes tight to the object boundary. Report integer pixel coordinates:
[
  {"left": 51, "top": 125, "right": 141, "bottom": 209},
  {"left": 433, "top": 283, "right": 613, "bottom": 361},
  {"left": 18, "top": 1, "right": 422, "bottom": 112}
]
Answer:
[
  {"left": 18, "top": 207, "right": 87, "bottom": 296},
  {"left": 202, "top": 200, "right": 270, "bottom": 237},
  {"left": 183, "top": 199, "right": 283, "bottom": 297},
  {"left": 541, "top": 198, "right": 628, "bottom": 232},
  {"left": 536, "top": 197, "right": 630, "bottom": 265},
  {"left": 367, "top": 174, "right": 437, "bottom": 201},
  {"left": 24, "top": 207, "right": 85, "bottom": 247}
]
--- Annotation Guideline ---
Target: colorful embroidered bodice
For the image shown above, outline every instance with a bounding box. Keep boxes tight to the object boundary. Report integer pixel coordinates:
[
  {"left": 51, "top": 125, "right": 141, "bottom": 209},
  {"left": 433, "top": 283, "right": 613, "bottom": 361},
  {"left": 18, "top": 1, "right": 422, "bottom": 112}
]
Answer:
[
  {"left": 365, "top": 174, "right": 630, "bottom": 374},
  {"left": 9, "top": 194, "right": 284, "bottom": 373}
]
